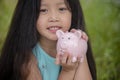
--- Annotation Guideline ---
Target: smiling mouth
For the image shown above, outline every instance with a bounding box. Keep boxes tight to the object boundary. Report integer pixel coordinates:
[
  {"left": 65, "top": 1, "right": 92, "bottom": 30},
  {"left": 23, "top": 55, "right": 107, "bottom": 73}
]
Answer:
[{"left": 47, "top": 26, "right": 62, "bottom": 33}]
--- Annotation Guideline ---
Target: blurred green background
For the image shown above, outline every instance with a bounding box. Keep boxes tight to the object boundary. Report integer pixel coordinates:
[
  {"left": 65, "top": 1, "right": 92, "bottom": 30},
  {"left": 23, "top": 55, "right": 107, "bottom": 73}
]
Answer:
[{"left": 0, "top": 0, "right": 120, "bottom": 80}]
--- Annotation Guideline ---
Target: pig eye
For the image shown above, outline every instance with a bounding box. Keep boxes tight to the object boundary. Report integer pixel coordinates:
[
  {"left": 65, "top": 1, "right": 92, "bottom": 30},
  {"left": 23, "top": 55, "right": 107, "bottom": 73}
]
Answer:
[
  {"left": 62, "top": 37, "right": 64, "bottom": 39},
  {"left": 68, "top": 37, "right": 71, "bottom": 40}
]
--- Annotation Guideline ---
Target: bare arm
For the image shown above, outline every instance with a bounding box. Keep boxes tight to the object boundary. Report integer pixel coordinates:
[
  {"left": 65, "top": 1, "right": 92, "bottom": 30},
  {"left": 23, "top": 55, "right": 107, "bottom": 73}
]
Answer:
[
  {"left": 74, "top": 56, "right": 92, "bottom": 80},
  {"left": 58, "top": 69, "right": 76, "bottom": 80}
]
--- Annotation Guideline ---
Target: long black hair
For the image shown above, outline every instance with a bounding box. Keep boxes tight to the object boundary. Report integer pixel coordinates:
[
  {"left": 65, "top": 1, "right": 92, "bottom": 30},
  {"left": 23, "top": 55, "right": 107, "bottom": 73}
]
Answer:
[
  {"left": 0, "top": 0, "right": 40, "bottom": 80},
  {"left": 67, "top": 0, "right": 96, "bottom": 80},
  {"left": 0, "top": 0, "right": 96, "bottom": 80}
]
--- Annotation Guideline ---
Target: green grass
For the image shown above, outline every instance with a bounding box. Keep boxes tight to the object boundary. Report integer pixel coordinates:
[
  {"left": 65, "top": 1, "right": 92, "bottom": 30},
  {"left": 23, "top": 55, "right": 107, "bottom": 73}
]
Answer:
[
  {"left": 80, "top": 0, "right": 120, "bottom": 80},
  {"left": 0, "top": 0, "right": 17, "bottom": 50}
]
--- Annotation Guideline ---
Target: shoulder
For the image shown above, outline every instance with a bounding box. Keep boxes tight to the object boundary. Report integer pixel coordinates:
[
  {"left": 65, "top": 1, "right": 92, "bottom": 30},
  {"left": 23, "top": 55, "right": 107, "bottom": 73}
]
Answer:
[
  {"left": 21, "top": 53, "right": 42, "bottom": 80},
  {"left": 22, "top": 53, "right": 38, "bottom": 69},
  {"left": 27, "top": 53, "right": 42, "bottom": 80},
  {"left": 29, "top": 53, "right": 38, "bottom": 65}
]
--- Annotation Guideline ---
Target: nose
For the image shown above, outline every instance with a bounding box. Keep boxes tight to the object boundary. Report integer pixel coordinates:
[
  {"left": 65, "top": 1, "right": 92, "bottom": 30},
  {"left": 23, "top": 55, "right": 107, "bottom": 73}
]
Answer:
[{"left": 48, "top": 11, "right": 59, "bottom": 22}]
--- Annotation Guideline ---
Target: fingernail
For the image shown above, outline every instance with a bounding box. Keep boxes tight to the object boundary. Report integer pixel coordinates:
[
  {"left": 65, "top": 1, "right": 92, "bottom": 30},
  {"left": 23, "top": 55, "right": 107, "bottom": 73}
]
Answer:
[{"left": 72, "top": 57, "right": 77, "bottom": 62}]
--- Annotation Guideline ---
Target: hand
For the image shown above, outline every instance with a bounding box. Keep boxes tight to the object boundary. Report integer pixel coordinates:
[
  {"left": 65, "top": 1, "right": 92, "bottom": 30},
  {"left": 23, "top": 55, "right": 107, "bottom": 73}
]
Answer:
[
  {"left": 55, "top": 52, "right": 80, "bottom": 72},
  {"left": 70, "top": 28, "right": 88, "bottom": 41}
]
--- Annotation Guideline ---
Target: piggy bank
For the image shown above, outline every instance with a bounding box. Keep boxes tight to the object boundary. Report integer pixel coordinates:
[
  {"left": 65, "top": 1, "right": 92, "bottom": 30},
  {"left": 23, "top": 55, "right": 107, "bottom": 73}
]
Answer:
[{"left": 56, "top": 30, "right": 87, "bottom": 62}]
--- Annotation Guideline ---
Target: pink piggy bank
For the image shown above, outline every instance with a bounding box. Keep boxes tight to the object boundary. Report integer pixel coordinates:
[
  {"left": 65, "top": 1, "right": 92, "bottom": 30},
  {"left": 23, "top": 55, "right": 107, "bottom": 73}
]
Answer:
[{"left": 56, "top": 30, "right": 87, "bottom": 62}]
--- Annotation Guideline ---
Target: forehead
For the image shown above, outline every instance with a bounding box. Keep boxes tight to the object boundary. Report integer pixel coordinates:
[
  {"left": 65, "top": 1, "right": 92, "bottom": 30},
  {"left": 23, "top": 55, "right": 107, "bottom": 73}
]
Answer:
[{"left": 41, "top": 0, "right": 66, "bottom": 5}]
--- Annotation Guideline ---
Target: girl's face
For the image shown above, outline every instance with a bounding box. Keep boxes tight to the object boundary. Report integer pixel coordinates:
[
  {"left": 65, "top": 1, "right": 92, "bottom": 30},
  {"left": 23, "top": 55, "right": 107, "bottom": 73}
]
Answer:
[{"left": 36, "top": 0, "right": 71, "bottom": 41}]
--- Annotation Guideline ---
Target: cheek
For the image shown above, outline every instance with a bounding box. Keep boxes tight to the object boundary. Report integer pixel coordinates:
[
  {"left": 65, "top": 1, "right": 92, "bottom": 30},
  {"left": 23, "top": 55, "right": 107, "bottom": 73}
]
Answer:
[
  {"left": 36, "top": 20, "right": 43, "bottom": 34},
  {"left": 36, "top": 20, "right": 41, "bottom": 31},
  {"left": 65, "top": 15, "right": 71, "bottom": 24},
  {"left": 62, "top": 14, "right": 72, "bottom": 29},
  {"left": 36, "top": 16, "right": 45, "bottom": 30}
]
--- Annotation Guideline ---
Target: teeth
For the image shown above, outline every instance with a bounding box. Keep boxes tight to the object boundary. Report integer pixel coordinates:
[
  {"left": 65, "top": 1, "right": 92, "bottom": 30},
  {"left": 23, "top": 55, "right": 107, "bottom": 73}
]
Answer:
[{"left": 49, "top": 27, "right": 59, "bottom": 30}]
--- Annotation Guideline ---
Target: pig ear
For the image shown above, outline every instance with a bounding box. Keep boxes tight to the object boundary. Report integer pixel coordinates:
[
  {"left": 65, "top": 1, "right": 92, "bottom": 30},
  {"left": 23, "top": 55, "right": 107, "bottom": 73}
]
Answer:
[
  {"left": 74, "top": 30, "right": 82, "bottom": 38},
  {"left": 56, "top": 30, "right": 64, "bottom": 37}
]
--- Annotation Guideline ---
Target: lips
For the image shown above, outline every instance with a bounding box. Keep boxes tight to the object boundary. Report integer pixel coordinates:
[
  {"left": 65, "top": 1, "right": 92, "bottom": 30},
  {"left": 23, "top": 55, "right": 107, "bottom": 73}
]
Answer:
[{"left": 47, "top": 26, "right": 62, "bottom": 33}]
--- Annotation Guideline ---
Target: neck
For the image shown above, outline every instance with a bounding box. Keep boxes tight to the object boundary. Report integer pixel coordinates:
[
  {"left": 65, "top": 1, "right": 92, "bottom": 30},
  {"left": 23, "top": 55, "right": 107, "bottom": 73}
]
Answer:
[{"left": 39, "top": 38, "right": 57, "bottom": 58}]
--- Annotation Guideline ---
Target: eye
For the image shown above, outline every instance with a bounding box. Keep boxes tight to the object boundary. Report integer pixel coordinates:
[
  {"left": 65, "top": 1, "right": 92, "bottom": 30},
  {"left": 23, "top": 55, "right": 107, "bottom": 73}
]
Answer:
[
  {"left": 40, "top": 9, "right": 48, "bottom": 14},
  {"left": 59, "top": 7, "right": 68, "bottom": 12}
]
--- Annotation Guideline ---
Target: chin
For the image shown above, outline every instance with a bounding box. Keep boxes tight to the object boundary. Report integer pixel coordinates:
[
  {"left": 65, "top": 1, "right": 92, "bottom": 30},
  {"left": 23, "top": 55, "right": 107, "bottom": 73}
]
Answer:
[
  {"left": 51, "top": 37, "right": 58, "bottom": 41},
  {"left": 48, "top": 36, "right": 58, "bottom": 41}
]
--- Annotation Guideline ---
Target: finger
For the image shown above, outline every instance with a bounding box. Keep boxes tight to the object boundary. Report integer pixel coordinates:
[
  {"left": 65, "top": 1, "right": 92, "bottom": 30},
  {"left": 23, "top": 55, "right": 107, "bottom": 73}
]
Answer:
[
  {"left": 80, "top": 56, "right": 84, "bottom": 63},
  {"left": 72, "top": 57, "right": 77, "bottom": 63},
  {"left": 77, "top": 56, "right": 85, "bottom": 63},
  {"left": 70, "top": 28, "right": 77, "bottom": 33},
  {"left": 55, "top": 54, "right": 60, "bottom": 64},
  {"left": 81, "top": 31, "right": 88, "bottom": 41},
  {"left": 67, "top": 54, "right": 72, "bottom": 65},
  {"left": 72, "top": 56, "right": 80, "bottom": 64},
  {"left": 61, "top": 52, "right": 68, "bottom": 64},
  {"left": 72, "top": 57, "right": 81, "bottom": 67},
  {"left": 71, "top": 56, "right": 79, "bottom": 67},
  {"left": 77, "top": 56, "right": 81, "bottom": 62}
]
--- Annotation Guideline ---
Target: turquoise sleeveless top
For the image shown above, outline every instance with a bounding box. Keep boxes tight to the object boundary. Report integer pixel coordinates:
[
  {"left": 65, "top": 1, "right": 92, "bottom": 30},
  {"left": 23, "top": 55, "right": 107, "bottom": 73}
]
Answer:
[{"left": 32, "top": 43, "right": 61, "bottom": 80}]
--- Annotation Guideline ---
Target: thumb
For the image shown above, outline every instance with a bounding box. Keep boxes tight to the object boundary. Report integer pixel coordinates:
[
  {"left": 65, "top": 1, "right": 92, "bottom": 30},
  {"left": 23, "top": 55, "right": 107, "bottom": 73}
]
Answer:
[
  {"left": 81, "top": 31, "right": 88, "bottom": 41},
  {"left": 70, "top": 28, "right": 77, "bottom": 33}
]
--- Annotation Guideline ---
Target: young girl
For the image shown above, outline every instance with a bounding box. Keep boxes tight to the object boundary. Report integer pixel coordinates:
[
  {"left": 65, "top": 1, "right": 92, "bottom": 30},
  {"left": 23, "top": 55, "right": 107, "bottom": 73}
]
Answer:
[{"left": 0, "top": 0, "right": 96, "bottom": 80}]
